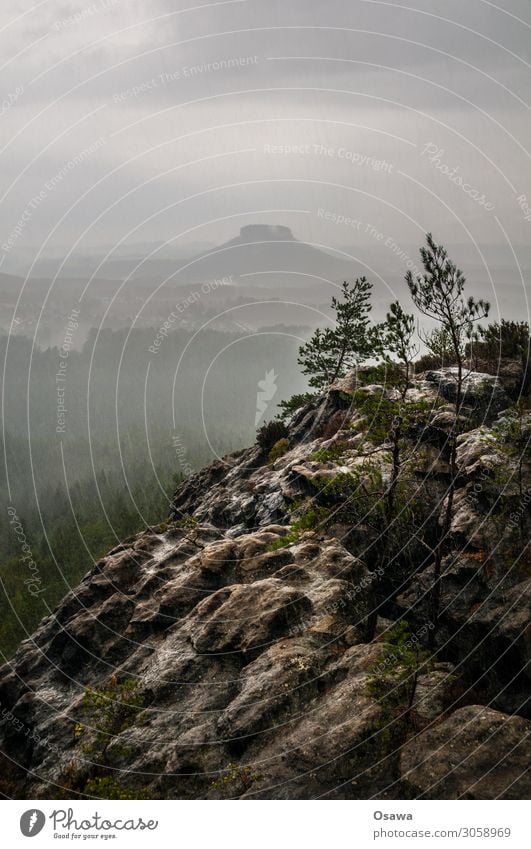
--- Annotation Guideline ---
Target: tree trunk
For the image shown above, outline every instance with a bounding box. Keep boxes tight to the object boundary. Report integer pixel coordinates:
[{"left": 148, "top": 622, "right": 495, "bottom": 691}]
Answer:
[{"left": 430, "top": 351, "right": 462, "bottom": 641}]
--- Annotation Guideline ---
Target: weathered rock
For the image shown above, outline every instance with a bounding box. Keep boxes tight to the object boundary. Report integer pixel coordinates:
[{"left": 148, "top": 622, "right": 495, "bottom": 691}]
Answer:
[
  {"left": 329, "top": 371, "right": 360, "bottom": 393},
  {"left": 456, "top": 428, "right": 505, "bottom": 477},
  {"left": 395, "top": 560, "right": 530, "bottom": 716},
  {"left": 411, "top": 663, "right": 459, "bottom": 726},
  {"left": 190, "top": 579, "right": 312, "bottom": 654},
  {"left": 401, "top": 705, "right": 531, "bottom": 799},
  {"left": 424, "top": 368, "right": 510, "bottom": 412},
  {"left": 241, "top": 643, "right": 393, "bottom": 799},
  {"left": 0, "top": 524, "right": 373, "bottom": 799}
]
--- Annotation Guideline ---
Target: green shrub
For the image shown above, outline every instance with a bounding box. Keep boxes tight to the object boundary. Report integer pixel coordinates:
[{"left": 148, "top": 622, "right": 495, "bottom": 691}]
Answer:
[
  {"left": 366, "top": 620, "right": 431, "bottom": 734},
  {"left": 312, "top": 470, "right": 381, "bottom": 530},
  {"left": 267, "top": 437, "right": 289, "bottom": 464},
  {"left": 266, "top": 531, "right": 300, "bottom": 551},
  {"left": 357, "top": 362, "right": 404, "bottom": 388},
  {"left": 347, "top": 392, "right": 399, "bottom": 444},
  {"left": 491, "top": 404, "right": 528, "bottom": 450},
  {"left": 414, "top": 352, "right": 450, "bottom": 372},
  {"left": 172, "top": 514, "right": 199, "bottom": 529},
  {"left": 347, "top": 393, "right": 441, "bottom": 445},
  {"left": 72, "top": 678, "right": 147, "bottom": 800},
  {"left": 211, "top": 762, "right": 261, "bottom": 795},
  {"left": 77, "top": 679, "right": 144, "bottom": 762},
  {"left": 256, "top": 420, "right": 289, "bottom": 451},
  {"left": 311, "top": 441, "right": 350, "bottom": 463},
  {"left": 477, "top": 320, "right": 529, "bottom": 361},
  {"left": 83, "top": 776, "right": 151, "bottom": 800},
  {"left": 266, "top": 502, "right": 331, "bottom": 549},
  {"left": 292, "top": 507, "right": 331, "bottom": 531}
]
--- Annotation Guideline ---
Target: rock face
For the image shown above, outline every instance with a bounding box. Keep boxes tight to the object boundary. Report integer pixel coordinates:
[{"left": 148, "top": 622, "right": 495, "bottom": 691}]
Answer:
[
  {"left": 0, "top": 368, "right": 529, "bottom": 800},
  {"left": 423, "top": 368, "right": 510, "bottom": 413},
  {"left": 401, "top": 706, "right": 531, "bottom": 799}
]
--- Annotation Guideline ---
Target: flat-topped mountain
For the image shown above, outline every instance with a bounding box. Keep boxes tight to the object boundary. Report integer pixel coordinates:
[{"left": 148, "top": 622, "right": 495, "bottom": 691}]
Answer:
[
  {"left": 172, "top": 223, "right": 358, "bottom": 289},
  {"left": 223, "top": 224, "right": 297, "bottom": 245}
]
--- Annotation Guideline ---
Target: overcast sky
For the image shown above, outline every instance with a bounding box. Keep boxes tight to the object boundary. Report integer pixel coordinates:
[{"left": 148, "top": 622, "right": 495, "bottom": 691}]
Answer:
[{"left": 1, "top": 0, "right": 530, "bottom": 274}]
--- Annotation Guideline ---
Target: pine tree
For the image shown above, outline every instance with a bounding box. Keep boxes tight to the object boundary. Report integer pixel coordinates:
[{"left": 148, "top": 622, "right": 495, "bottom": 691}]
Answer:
[
  {"left": 406, "top": 233, "right": 490, "bottom": 413},
  {"left": 298, "top": 278, "right": 376, "bottom": 390},
  {"left": 422, "top": 326, "right": 455, "bottom": 366},
  {"left": 406, "top": 234, "right": 490, "bottom": 638},
  {"left": 381, "top": 301, "right": 419, "bottom": 399}
]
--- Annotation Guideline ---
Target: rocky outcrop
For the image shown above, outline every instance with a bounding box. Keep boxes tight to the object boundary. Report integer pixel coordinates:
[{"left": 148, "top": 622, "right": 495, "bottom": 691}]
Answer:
[
  {"left": 423, "top": 368, "right": 510, "bottom": 413},
  {"left": 0, "top": 368, "right": 528, "bottom": 800},
  {"left": 0, "top": 525, "right": 377, "bottom": 799},
  {"left": 401, "top": 706, "right": 531, "bottom": 799}
]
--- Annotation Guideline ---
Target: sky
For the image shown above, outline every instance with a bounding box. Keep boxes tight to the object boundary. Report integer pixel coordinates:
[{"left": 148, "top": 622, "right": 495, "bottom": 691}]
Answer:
[{"left": 0, "top": 0, "right": 530, "bottom": 277}]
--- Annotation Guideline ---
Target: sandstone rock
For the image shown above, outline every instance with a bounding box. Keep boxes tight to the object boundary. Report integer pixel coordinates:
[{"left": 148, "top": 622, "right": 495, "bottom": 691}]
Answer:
[
  {"left": 425, "top": 368, "right": 510, "bottom": 412},
  {"left": 456, "top": 428, "right": 504, "bottom": 476},
  {"left": 242, "top": 643, "right": 391, "bottom": 799},
  {"left": 329, "top": 371, "right": 359, "bottom": 393},
  {"left": 395, "top": 562, "right": 530, "bottom": 715},
  {"left": 401, "top": 705, "right": 531, "bottom": 799},
  {"left": 190, "top": 579, "right": 312, "bottom": 654},
  {"left": 411, "top": 663, "right": 458, "bottom": 725}
]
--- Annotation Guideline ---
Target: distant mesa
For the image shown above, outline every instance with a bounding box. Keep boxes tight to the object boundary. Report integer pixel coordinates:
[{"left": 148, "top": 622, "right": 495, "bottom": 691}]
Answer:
[
  {"left": 226, "top": 224, "right": 297, "bottom": 246},
  {"left": 188, "top": 222, "right": 357, "bottom": 287}
]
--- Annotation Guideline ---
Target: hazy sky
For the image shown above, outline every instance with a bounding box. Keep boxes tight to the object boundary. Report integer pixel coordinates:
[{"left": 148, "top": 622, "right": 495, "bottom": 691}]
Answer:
[{"left": 1, "top": 0, "right": 530, "bottom": 271}]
